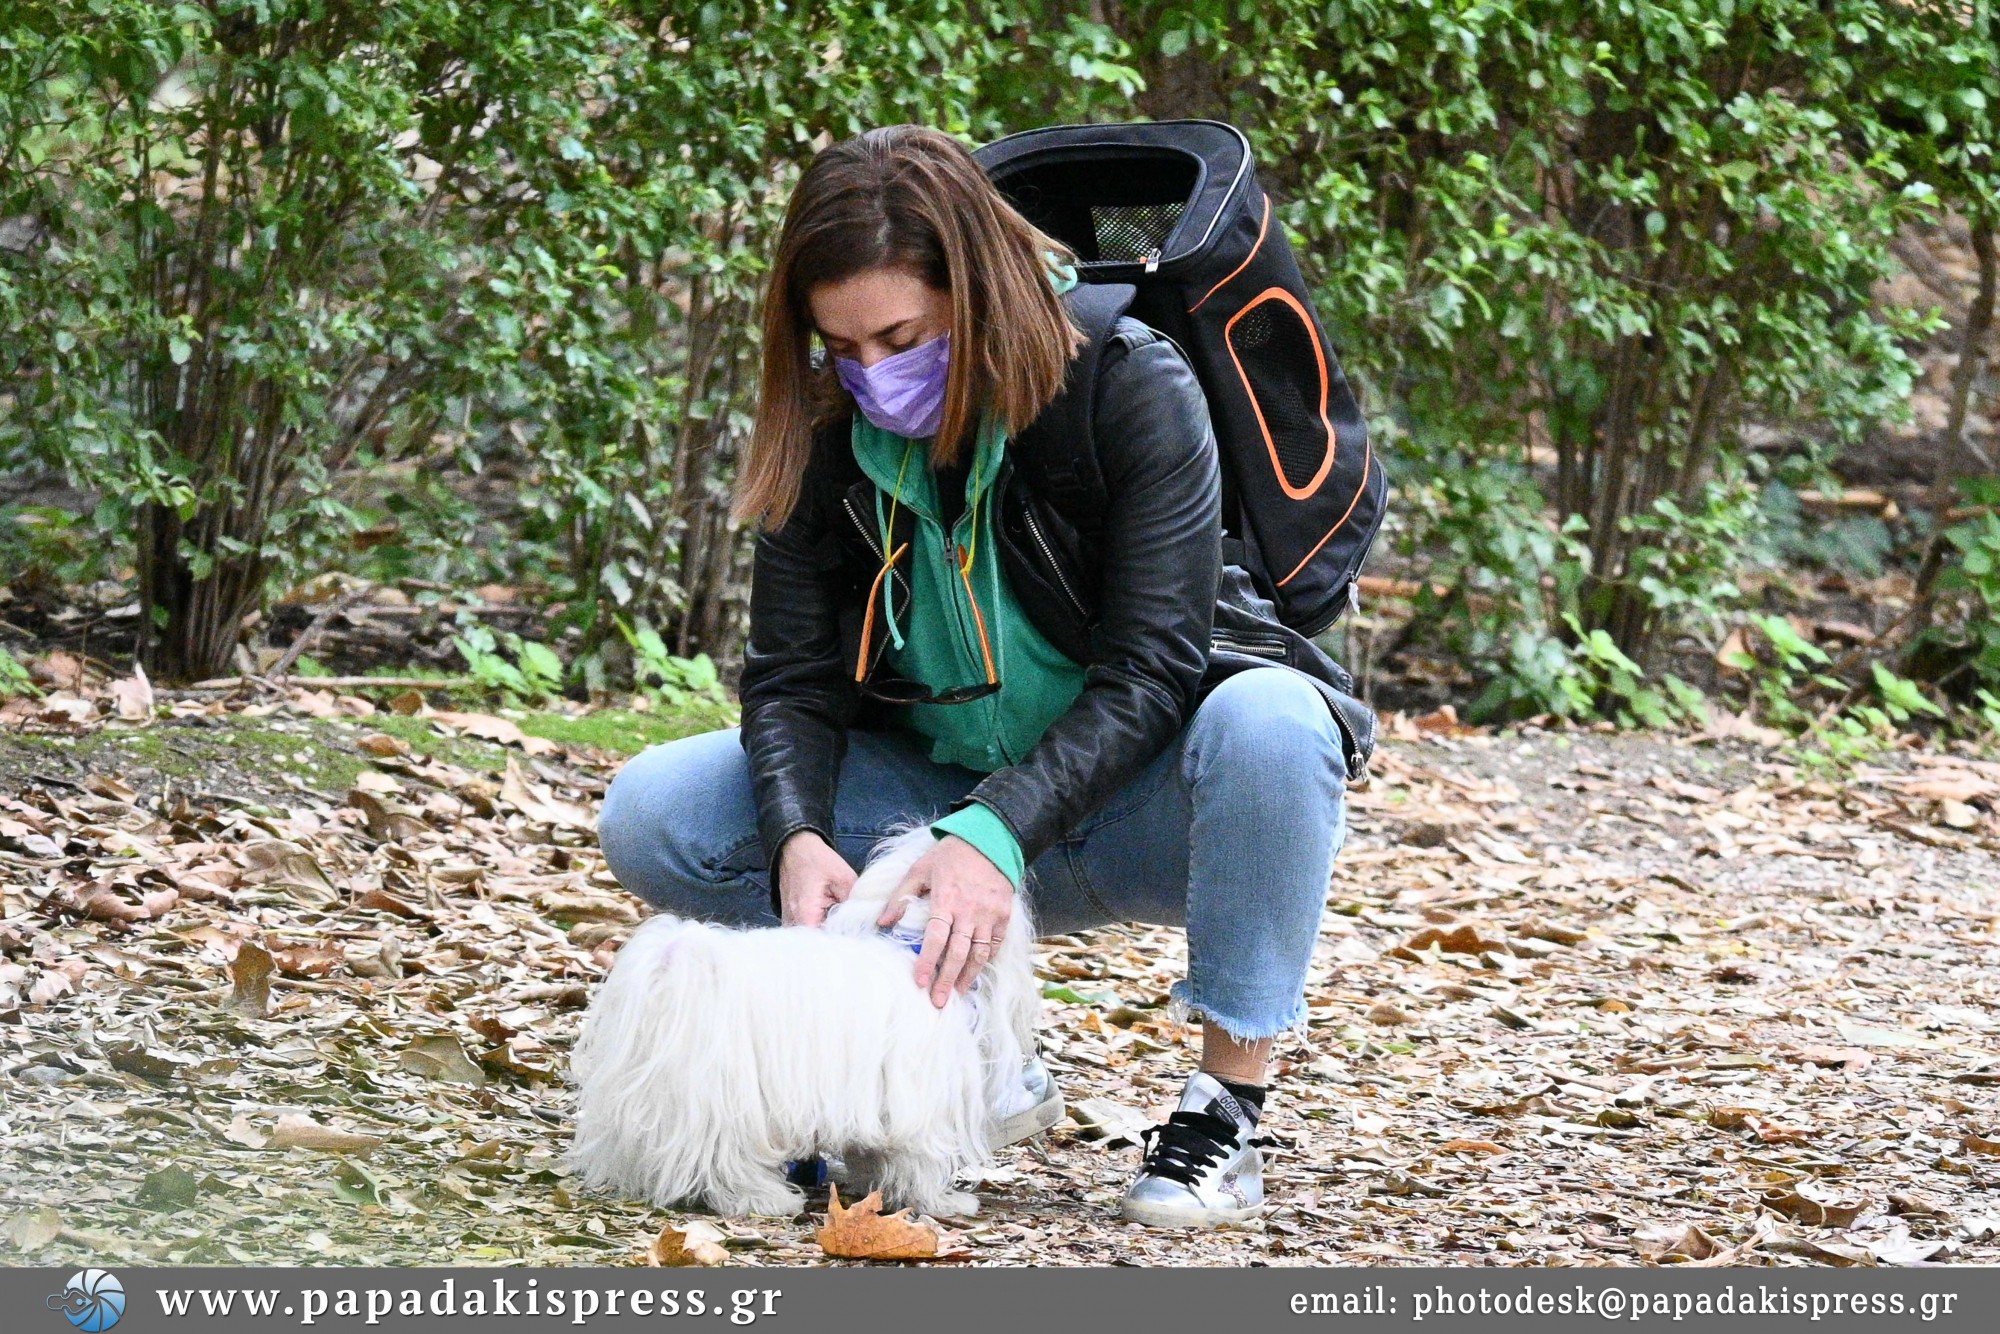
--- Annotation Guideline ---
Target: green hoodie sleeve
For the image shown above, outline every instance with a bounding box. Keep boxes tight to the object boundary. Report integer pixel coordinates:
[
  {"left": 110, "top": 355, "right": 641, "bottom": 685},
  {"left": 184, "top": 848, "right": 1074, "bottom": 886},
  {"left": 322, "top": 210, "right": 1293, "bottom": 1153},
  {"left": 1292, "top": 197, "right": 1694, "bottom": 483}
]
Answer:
[{"left": 930, "top": 800, "right": 1026, "bottom": 891}]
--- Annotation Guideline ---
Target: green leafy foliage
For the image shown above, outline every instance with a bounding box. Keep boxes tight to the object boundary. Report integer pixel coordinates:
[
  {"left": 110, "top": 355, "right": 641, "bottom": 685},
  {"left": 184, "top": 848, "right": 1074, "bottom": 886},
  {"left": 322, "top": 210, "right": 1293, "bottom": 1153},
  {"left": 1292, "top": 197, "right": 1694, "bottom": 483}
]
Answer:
[
  {"left": 1, "top": 1, "right": 1996, "bottom": 736},
  {"left": 1910, "top": 478, "right": 2000, "bottom": 699},
  {"left": 1117, "top": 0, "right": 1994, "bottom": 712},
  {"left": 0, "top": 645, "right": 37, "bottom": 699},
  {"left": 618, "top": 619, "right": 726, "bottom": 710},
  {"left": 450, "top": 625, "right": 565, "bottom": 704}
]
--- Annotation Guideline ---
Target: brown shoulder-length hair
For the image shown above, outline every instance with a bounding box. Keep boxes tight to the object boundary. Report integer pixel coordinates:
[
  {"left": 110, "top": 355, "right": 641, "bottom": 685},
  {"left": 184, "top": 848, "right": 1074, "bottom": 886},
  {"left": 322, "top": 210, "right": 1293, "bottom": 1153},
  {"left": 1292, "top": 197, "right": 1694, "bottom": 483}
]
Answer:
[{"left": 734, "top": 124, "right": 1087, "bottom": 530}]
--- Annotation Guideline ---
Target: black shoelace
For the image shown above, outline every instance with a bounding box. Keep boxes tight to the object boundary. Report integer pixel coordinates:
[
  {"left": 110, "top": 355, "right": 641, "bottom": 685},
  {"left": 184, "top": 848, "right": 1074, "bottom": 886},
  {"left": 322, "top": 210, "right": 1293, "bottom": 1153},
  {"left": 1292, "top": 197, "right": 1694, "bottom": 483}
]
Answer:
[{"left": 1136, "top": 1109, "right": 1245, "bottom": 1187}]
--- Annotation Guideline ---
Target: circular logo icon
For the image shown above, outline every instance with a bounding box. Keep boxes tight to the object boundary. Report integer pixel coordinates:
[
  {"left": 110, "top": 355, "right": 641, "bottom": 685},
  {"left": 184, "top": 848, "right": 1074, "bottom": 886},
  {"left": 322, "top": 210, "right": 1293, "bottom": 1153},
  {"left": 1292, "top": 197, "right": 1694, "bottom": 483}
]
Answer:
[{"left": 46, "top": 1270, "right": 124, "bottom": 1332}]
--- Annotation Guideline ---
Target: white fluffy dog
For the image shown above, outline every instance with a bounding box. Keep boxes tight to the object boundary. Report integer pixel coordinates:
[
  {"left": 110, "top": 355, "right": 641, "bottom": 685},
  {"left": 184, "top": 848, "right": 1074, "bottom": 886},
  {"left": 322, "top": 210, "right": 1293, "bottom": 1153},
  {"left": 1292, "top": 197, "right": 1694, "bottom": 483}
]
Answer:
[{"left": 568, "top": 826, "right": 1040, "bottom": 1219}]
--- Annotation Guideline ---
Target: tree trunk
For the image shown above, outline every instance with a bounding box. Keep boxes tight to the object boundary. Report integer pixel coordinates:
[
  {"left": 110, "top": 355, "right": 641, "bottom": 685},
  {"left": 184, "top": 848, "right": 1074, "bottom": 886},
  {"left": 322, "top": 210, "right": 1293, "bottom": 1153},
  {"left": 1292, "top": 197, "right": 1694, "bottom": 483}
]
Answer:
[
  {"left": 1915, "top": 217, "right": 1998, "bottom": 600},
  {"left": 136, "top": 502, "right": 267, "bottom": 683}
]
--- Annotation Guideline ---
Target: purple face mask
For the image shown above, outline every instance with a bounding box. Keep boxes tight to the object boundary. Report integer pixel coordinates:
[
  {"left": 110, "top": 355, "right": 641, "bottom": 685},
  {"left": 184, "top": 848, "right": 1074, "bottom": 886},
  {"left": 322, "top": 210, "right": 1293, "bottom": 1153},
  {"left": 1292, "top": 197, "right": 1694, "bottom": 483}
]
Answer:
[{"left": 834, "top": 331, "right": 950, "bottom": 438}]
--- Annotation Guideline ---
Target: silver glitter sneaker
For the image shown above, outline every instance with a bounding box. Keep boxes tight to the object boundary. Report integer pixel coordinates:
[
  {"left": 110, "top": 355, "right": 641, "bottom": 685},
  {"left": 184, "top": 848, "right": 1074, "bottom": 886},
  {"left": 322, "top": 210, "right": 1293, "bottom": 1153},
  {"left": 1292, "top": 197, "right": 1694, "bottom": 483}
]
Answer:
[
  {"left": 990, "top": 1053, "right": 1064, "bottom": 1149},
  {"left": 1119, "top": 1071, "right": 1264, "bottom": 1227}
]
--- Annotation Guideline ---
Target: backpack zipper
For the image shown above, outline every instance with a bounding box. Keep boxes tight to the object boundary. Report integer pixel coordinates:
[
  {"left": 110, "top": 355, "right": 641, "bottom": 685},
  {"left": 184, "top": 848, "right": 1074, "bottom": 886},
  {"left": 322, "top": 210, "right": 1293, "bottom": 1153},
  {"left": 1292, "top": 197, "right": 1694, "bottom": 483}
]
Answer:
[{"left": 1022, "top": 504, "right": 1089, "bottom": 623}]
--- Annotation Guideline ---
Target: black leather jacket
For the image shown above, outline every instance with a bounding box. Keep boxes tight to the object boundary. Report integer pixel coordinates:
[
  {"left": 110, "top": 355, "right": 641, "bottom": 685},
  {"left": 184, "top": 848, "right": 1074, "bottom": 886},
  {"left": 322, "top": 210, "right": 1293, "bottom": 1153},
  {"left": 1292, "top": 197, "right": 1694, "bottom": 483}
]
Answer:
[{"left": 737, "top": 315, "right": 1377, "bottom": 879}]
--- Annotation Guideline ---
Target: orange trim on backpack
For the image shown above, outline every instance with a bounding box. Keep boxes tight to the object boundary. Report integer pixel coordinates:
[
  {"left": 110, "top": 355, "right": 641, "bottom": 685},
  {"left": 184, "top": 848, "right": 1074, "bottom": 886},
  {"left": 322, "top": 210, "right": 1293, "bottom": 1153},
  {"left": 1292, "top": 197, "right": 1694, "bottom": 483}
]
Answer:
[
  {"left": 1275, "top": 430, "right": 1373, "bottom": 588},
  {"left": 1188, "top": 193, "right": 1270, "bottom": 315},
  {"left": 1223, "top": 288, "right": 1337, "bottom": 502}
]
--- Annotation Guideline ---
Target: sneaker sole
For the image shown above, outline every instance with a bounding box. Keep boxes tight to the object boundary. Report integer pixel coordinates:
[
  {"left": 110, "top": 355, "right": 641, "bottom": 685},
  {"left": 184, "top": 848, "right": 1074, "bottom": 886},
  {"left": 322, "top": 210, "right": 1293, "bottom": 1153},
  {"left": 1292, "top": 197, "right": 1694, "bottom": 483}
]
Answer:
[
  {"left": 989, "top": 1085, "right": 1065, "bottom": 1149},
  {"left": 1118, "top": 1195, "right": 1264, "bottom": 1229}
]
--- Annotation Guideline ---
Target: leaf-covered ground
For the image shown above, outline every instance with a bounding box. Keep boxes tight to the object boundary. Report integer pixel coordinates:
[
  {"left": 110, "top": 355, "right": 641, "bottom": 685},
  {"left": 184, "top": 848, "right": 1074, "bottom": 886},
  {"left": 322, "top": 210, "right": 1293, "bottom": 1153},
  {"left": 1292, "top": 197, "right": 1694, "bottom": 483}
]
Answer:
[{"left": 3, "top": 676, "right": 1999, "bottom": 1268}]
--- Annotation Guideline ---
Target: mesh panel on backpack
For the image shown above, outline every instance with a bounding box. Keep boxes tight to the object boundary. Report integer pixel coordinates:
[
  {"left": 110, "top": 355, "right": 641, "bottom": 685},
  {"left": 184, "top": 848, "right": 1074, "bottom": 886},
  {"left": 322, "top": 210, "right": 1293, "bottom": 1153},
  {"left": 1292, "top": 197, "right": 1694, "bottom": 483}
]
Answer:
[
  {"left": 1227, "top": 295, "right": 1331, "bottom": 496},
  {"left": 1092, "top": 202, "right": 1183, "bottom": 262}
]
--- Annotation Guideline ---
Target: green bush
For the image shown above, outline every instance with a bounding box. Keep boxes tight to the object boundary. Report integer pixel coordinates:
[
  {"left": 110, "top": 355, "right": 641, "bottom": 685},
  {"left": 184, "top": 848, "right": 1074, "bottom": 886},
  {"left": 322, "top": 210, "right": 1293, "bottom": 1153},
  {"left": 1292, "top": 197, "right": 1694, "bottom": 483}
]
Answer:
[
  {"left": 0, "top": 1, "right": 1141, "bottom": 683},
  {"left": 1, "top": 0, "right": 645, "bottom": 680},
  {"left": 1118, "top": 0, "right": 1996, "bottom": 716},
  {"left": 2, "top": 1, "right": 1996, "bottom": 727}
]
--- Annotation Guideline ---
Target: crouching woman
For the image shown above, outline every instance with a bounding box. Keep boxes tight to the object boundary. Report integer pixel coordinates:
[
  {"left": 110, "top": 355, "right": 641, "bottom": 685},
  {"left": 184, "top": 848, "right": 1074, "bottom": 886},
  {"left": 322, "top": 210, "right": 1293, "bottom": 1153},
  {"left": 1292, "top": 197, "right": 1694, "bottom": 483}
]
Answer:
[{"left": 597, "top": 124, "right": 1372, "bottom": 1228}]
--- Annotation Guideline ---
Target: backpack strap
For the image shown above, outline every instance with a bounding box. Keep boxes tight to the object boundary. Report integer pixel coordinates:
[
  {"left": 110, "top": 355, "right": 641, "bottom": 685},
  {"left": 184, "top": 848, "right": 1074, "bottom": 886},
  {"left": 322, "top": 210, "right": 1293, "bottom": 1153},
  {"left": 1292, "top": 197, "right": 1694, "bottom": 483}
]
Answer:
[{"left": 1009, "top": 282, "right": 1138, "bottom": 517}]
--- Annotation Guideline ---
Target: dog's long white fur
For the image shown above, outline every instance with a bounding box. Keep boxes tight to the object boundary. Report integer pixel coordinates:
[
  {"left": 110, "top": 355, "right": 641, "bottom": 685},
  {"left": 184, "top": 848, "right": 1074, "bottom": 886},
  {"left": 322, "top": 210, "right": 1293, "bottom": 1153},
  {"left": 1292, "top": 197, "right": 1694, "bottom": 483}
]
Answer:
[{"left": 568, "top": 826, "right": 1039, "bottom": 1218}]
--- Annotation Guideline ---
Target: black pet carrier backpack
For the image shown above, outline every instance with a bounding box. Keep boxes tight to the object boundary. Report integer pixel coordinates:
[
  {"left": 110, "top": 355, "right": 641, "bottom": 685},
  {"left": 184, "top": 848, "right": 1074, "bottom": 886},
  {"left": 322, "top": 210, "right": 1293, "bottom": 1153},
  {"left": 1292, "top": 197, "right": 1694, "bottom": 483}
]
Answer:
[{"left": 973, "top": 119, "right": 1387, "bottom": 637}]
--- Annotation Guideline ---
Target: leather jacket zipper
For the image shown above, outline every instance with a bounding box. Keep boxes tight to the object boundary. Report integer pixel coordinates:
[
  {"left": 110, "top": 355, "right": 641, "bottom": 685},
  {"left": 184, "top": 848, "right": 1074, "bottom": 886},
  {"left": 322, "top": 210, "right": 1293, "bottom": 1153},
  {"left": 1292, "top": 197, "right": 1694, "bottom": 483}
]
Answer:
[
  {"left": 1022, "top": 504, "right": 1089, "bottom": 623},
  {"left": 843, "top": 493, "right": 885, "bottom": 564},
  {"left": 1212, "top": 631, "right": 1287, "bottom": 660}
]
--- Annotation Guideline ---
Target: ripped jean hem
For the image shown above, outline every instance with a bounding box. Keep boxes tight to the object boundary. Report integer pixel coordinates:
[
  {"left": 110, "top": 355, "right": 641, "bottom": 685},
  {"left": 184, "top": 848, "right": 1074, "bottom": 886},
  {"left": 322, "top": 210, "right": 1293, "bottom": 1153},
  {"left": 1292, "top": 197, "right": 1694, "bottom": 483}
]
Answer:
[{"left": 1165, "top": 978, "right": 1309, "bottom": 1044}]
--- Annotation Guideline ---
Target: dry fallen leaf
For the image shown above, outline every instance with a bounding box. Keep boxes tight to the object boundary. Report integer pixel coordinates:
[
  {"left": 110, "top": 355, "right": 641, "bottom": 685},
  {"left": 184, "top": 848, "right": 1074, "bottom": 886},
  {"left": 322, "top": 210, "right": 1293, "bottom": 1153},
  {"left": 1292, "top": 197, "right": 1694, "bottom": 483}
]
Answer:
[
  {"left": 109, "top": 664, "right": 154, "bottom": 722},
  {"left": 3, "top": 1205, "right": 64, "bottom": 1252},
  {"left": 815, "top": 1186, "right": 940, "bottom": 1260},
  {"left": 1438, "top": 1139, "right": 1508, "bottom": 1156},
  {"left": 400, "top": 1033, "right": 489, "bottom": 1086},
  {"left": 1763, "top": 1184, "right": 1869, "bottom": 1229},
  {"left": 269, "top": 942, "right": 344, "bottom": 978},
  {"left": 1395, "top": 924, "right": 1506, "bottom": 958},
  {"left": 228, "top": 941, "right": 274, "bottom": 1017},
  {"left": 1067, "top": 1096, "right": 1151, "bottom": 1147},
  {"left": 266, "top": 1113, "right": 386, "bottom": 1155},
  {"left": 647, "top": 1219, "right": 729, "bottom": 1267},
  {"left": 432, "top": 711, "right": 559, "bottom": 756},
  {"left": 1634, "top": 1223, "right": 1725, "bottom": 1263},
  {"left": 499, "top": 760, "right": 594, "bottom": 830}
]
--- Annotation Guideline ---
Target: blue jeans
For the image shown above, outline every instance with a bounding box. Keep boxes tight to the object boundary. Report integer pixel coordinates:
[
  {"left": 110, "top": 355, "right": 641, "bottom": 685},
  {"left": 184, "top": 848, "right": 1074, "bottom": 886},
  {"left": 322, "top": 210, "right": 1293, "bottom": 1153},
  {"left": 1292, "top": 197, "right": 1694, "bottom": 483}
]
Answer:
[{"left": 597, "top": 667, "right": 1349, "bottom": 1040}]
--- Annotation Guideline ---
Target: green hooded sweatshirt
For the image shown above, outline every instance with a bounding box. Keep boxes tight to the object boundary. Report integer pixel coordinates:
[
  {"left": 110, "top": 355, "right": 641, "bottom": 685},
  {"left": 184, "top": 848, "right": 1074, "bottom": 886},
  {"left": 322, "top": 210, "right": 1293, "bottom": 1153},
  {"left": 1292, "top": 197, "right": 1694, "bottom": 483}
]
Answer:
[{"left": 848, "top": 262, "right": 1088, "bottom": 888}]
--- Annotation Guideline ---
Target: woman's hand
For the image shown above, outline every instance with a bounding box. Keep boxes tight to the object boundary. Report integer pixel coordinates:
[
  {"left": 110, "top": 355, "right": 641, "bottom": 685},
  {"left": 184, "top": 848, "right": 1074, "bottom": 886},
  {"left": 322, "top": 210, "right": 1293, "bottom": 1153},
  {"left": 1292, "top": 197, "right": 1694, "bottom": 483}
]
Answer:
[
  {"left": 876, "top": 833, "right": 1014, "bottom": 1007},
  {"left": 777, "top": 831, "right": 857, "bottom": 927}
]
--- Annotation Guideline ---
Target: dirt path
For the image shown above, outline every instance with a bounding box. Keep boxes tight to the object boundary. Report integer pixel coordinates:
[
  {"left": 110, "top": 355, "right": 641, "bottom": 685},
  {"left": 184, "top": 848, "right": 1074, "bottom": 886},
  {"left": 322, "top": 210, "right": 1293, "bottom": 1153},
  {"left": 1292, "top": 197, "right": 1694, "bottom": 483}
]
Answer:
[{"left": 3, "top": 697, "right": 1998, "bottom": 1266}]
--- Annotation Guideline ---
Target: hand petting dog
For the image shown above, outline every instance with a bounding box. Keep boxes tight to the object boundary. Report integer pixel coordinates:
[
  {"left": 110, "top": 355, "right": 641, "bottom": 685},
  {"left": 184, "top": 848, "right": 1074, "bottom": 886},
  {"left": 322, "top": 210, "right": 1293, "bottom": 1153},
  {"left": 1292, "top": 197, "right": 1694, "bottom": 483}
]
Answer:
[
  {"left": 776, "top": 830, "right": 858, "bottom": 927},
  {"left": 875, "top": 832, "right": 1014, "bottom": 1007}
]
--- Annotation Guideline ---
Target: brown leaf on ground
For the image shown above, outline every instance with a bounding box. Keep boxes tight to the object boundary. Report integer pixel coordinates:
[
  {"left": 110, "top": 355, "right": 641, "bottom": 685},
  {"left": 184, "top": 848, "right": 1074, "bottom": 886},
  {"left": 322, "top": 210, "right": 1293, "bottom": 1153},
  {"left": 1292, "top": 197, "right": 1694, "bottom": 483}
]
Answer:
[
  {"left": 500, "top": 760, "right": 594, "bottom": 829},
  {"left": 108, "top": 666, "right": 154, "bottom": 722},
  {"left": 431, "top": 711, "right": 559, "bottom": 756},
  {"left": 347, "top": 790, "right": 429, "bottom": 843},
  {"left": 399, "top": 1034, "right": 489, "bottom": 1086},
  {"left": 1067, "top": 1097, "right": 1151, "bottom": 1147},
  {"left": 1394, "top": 924, "right": 1506, "bottom": 958},
  {"left": 30, "top": 650, "right": 90, "bottom": 690},
  {"left": 266, "top": 1113, "right": 385, "bottom": 1155},
  {"left": 4, "top": 1206, "right": 64, "bottom": 1252},
  {"left": 351, "top": 887, "right": 426, "bottom": 919},
  {"left": 1763, "top": 1185, "right": 1869, "bottom": 1229},
  {"left": 268, "top": 942, "right": 343, "bottom": 978},
  {"left": 647, "top": 1219, "right": 729, "bottom": 1267},
  {"left": 228, "top": 942, "right": 273, "bottom": 1016},
  {"left": 815, "top": 1186, "right": 940, "bottom": 1260},
  {"left": 1634, "top": 1223, "right": 1726, "bottom": 1263}
]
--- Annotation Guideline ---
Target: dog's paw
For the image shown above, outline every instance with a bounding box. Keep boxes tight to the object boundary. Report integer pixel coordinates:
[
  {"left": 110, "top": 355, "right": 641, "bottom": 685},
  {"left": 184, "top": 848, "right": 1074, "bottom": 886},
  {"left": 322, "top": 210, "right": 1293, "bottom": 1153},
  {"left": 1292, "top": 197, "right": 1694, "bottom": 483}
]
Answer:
[
  {"left": 928, "top": 1190, "right": 980, "bottom": 1220},
  {"left": 722, "top": 1183, "right": 807, "bottom": 1219}
]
